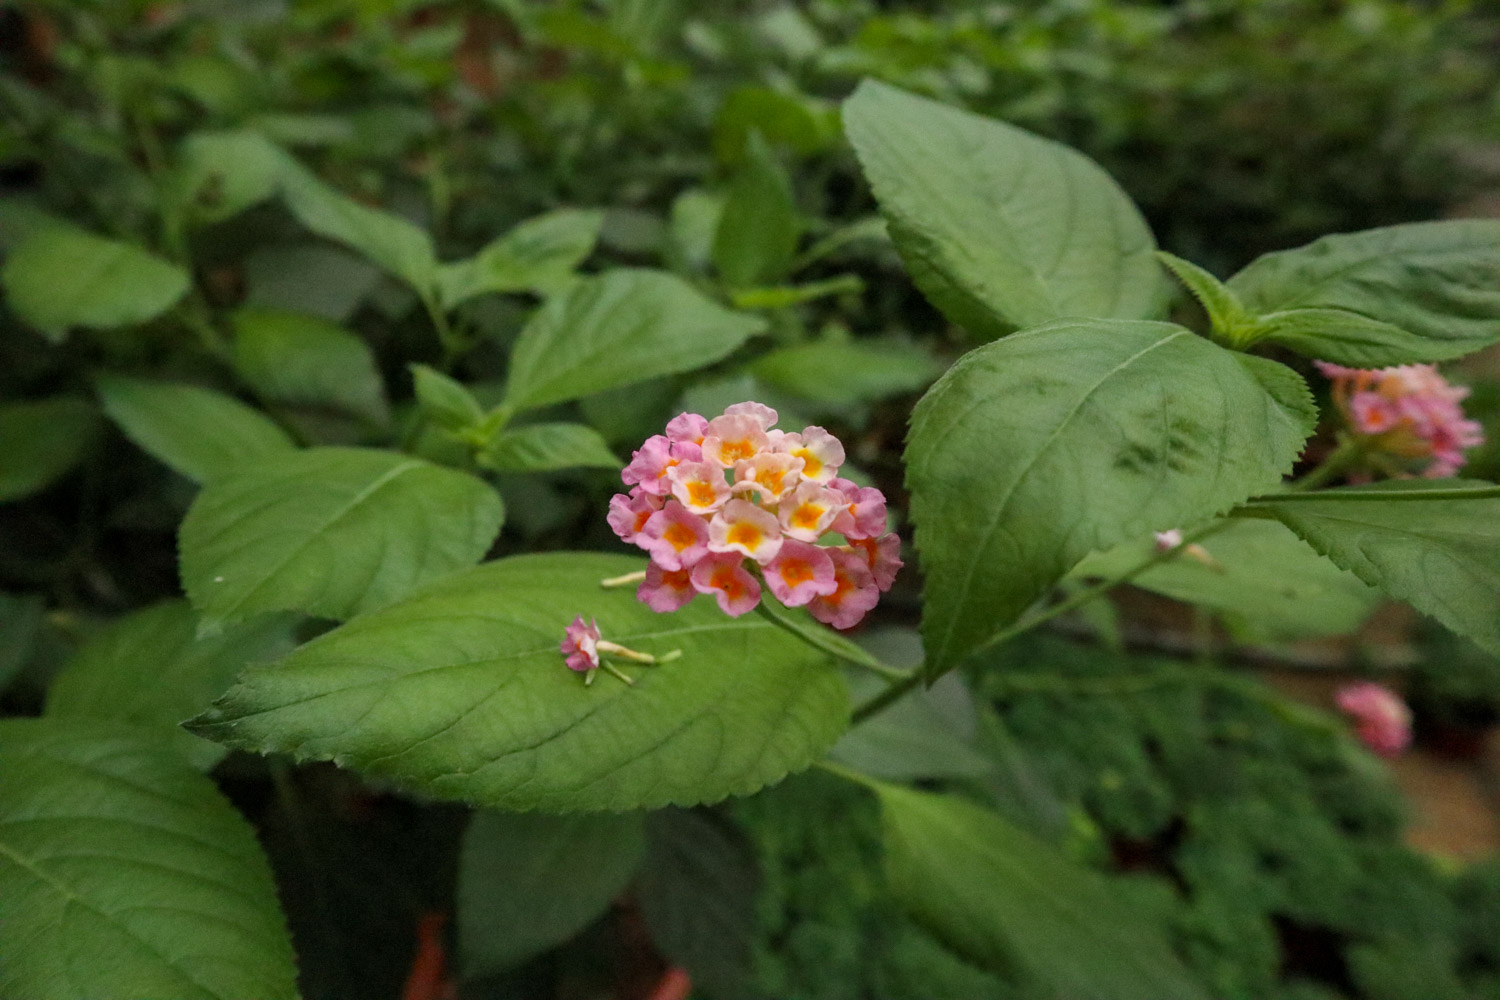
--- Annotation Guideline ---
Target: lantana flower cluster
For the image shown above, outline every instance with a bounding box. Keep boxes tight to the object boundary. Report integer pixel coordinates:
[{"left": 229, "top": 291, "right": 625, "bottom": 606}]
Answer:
[
  {"left": 1317, "top": 361, "right": 1483, "bottom": 478},
  {"left": 608, "top": 403, "right": 901, "bottom": 629}
]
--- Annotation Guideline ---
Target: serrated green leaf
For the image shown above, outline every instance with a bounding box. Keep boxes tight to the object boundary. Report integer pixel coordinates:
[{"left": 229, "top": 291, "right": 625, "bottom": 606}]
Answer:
[
  {"left": 280, "top": 159, "right": 438, "bottom": 295},
  {"left": 0, "top": 717, "right": 298, "bottom": 1000},
  {"left": 875, "top": 784, "right": 1210, "bottom": 999},
  {"left": 1239, "top": 480, "right": 1500, "bottom": 655},
  {"left": 1071, "top": 519, "right": 1379, "bottom": 642},
  {"left": 907, "top": 319, "right": 1315, "bottom": 678},
  {"left": 749, "top": 338, "right": 941, "bottom": 407},
  {"left": 232, "top": 308, "right": 390, "bottom": 425},
  {"left": 2, "top": 225, "right": 190, "bottom": 341},
  {"left": 843, "top": 80, "right": 1165, "bottom": 338},
  {"left": 502, "top": 269, "right": 766, "bottom": 412},
  {"left": 637, "top": 808, "right": 759, "bottom": 996},
  {"left": 96, "top": 374, "right": 296, "bottom": 485},
  {"left": 480, "top": 422, "right": 622, "bottom": 472},
  {"left": 712, "top": 131, "right": 801, "bottom": 288},
  {"left": 186, "top": 552, "right": 848, "bottom": 812},
  {"left": 180, "top": 447, "right": 504, "bottom": 627},
  {"left": 0, "top": 397, "right": 100, "bottom": 502},
  {"left": 1226, "top": 221, "right": 1500, "bottom": 365},
  {"left": 45, "top": 601, "right": 296, "bottom": 770},
  {"left": 436, "top": 208, "right": 603, "bottom": 308},
  {"left": 1155, "top": 251, "right": 1255, "bottom": 340},
  {"left": 457, "top": 809, "right": 645, "bottom": 978}
]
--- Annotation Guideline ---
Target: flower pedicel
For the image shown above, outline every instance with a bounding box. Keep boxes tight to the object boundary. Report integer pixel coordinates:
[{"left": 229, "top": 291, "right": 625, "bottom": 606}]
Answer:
[{"left": 610, "top": 404, "right": 901, "bottom": 629}]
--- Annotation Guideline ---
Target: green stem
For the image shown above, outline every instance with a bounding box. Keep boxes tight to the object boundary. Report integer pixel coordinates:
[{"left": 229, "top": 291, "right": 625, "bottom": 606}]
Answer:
[
  {"left": 1284, "top": 435, "right": 1367, "bottom": 493},
  {"left": 753, "top": 599, "right": 910, "bottom": 681}
]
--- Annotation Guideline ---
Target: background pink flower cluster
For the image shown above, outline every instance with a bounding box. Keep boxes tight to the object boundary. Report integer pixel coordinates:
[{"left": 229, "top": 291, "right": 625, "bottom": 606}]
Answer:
[
  {"left": 608, "top": 402, "right": 901, "bottom": 629},
  {"left": 1317, "top": 361, "right": 1483, "bottom": 478}
]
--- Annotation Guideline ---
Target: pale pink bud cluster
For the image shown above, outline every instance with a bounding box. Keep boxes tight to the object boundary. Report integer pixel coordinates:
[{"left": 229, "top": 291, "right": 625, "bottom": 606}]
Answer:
[
  {"left": 560, "top": 616, "right": 602, "bottom": 673},
  {"left": 1316, "top": 362, "right": 1483, "bottom": 478},
  {"left": 610, "top": 403, "right": 901, "bottom": 629},
  {"left": 1335, "top": 681, "right": 1412, "bottom": 757}
]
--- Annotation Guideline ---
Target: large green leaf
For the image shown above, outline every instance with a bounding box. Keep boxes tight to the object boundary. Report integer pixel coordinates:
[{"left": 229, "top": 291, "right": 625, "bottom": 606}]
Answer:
[
  {"left": 1071, "top": 519, "right": 1380, "bottom": 642},
  {"left": 1239, "top": 480, "right": 1500, "bottom": 655},
  {"left": 1226, "top": 221, "right": 1500, "bottom": 365},
  {"left": 279, "top": 159, "right": 438, "bottom": 296},
  {"left": 0, "top": 718, "right": 298, "bottom": 1000},
  {"left": 436, "top": 208, "right": 603, "bottom": 308},
  {"left": 96, "top": 374, "right": 297, "bottom": 485},
  {"left": 186, "top": 552, "right": 848, "bottom": 812},
  {"left": 843, "top": 80, "right": 1165, "bottom": 338},
  {"left": 457, "top": 809, "right": 645, "bottom": 978},
  {"left": 179, "top": 447, "right": 504, "bottom": 627},
  {"left": 876, "top": 784, "right": 1209, "bottom": 999},
  {"left": 712, "top": 131, "right": 801, "bottom": 288},
  {"left": 749, "top": 337, "right": 942, "bottom": 408},
  {"left": 480, "top": 422, "right": 623, "bottom": 472},
  {"left": 0, "top": 397, "right": 100, "bottom": 502},
  {"left": 231, "top": 308, "right": 390, "bottom": 425},
  {"left": 502, "top": 269, "right": 766, "bottom": 412},
  {"left": 907, "top": 319, "right": 1315, "bottom": 678},
  {"left": 45, "top": 601, "right": 296, "bottom": 770},
  {"left": 2, "top": 224, "right": 190, "bottom": 341}
]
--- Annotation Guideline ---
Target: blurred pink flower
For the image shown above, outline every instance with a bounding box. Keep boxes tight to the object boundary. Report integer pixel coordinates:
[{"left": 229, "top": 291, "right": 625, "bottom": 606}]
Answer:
[
  {"left": 1335, "top": 682, "right": 1412, "bottom": 757},
  {"left": 560, "top": 616, "right": 602, "bottom": 673},
  {"left": 1317, "top": 362, "right": 1483, "bottom": 478}
]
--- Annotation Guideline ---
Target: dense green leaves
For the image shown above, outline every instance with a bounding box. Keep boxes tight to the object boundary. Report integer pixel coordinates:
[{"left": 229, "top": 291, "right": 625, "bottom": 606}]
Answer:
[
  {"left": 96, "top": 374, "right": 297, "bottom": 484},
  {"left": 3, "top": 225, "right": 190, "bottom": 341},
  {"left": 179, "top": 447, "right": 504, "bottom": 627},
  {"left": 458, "top": 809, "right": 645, "bottom": 978},
  {"left": 712, "top": 132, "right": 801, "bottom": 288},
  {"left": 436, "top": 208, "right": 603, "bottom": 307},
  {"left": 843, "top": 80, "right": 1165, "bottom": 338},
  {"left": 1241, "top": 481, "right": 1500, "bottom": 655},
  {"left": 1227, "top": 221, "right": 1500, "bottom": 365},
  {"left": 502, "top": 269, "right": 766, "bottom": 411},
  {"left": 480, "top": 422, "right": 622, "bottom": 472},
  {"left": 45, "top": 601, "right": 296, "bottom": 770},
  {"left": 1072, "top": 520, "right": 1380, "bottom": 642},
  {"left": 231, "top": 309, "right": 390, "bottom": 425},
  {"left": 907, "top": 319, "right": 1316, "bottom": 678},
  {"left": 875, "top": 784, "right": 1210, "bottom": 999},
  {"left": 0, "top": 718, "right": 298, "bottom": 1000},
  {"left": 187, "top": 553, "right": 848, "bottom": 812},
  {"left": 0, "top": 397, "right": 100, "bottom": 501}
]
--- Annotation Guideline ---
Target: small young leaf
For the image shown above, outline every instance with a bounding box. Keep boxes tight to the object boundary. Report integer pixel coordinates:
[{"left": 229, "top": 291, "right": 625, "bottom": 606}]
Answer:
[
  {"left": 187, "top": 552, "right": 848, "bottom": 812},
  {"left": 712, "top": 131, "right": 801, "bottom": 288},
  {"left": 179, "top": 447, "right": 505, "bottom": 627},
  {"left": 2, "top": 224, "right": 190, "bottom": 341},
  {"left": 45, "top": 601, "right": 296, "bottom": 770},
  {"left": 907, "top": 319, "right": 1315, "bottom": 678},
  {"left": 875, "top": 783, "right": 1210, "bottom": 999},
  {"left": 480, "top": 422, "right": 623, "bottom": 472},
  {"left": 457, "top": 810, "right": 646, "bottom": 978},
  {"left": 0, "top": 717, "right": 298, "bottom": 1000},
  {"left": 1071, "top": 519, "right": 1380, "bottom": 642},
  {"left": 0, "top": 397, "right": 100, "bottom": 501},
  {"left": 410, "top": 363, "right": 487, "bottom": 432},
  {"left": 279, "top": 160, "right": 438, "bottom": 296},
  {"left": 1240, "top": 480, "right": 1500, "bottom": 655},
  {"left": 637, "top": 808, "right": 760, "bottom": 997},
  {"left": 96, "top": 374, "right": 296, "bottom": 484},
  {"left": 1155, "top": 251, "right": 1255, "bottom": 341},
  {"left": 436, "top": 207, "right": 604, "bottom": 308},
  {"left": 174, "top": 129, "right": 284, "bottom": 225},
  {"left": 749, "top": 338, "right": 942, "bottom": 407},
  {"left": 232, "top": 308, "right": 390, "bottom": 425},
  {"left": 1226, "top": 220, "right": 1500, "bottom": 365},
  {"left": 502, "top": 269, "right": 766, "bottom": 412},
  {"left": 843, "top": 80, "right": 1165, "bottom": 338}
]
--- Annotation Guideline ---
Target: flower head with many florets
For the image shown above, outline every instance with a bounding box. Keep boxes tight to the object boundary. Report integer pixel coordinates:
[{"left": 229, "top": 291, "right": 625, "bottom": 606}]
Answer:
[
  {"left": 1317, "top": 361, "right": 1483, "bottom": 478},
  {"left": 610, "top": 403, "right": 901, "bottom": 629}
]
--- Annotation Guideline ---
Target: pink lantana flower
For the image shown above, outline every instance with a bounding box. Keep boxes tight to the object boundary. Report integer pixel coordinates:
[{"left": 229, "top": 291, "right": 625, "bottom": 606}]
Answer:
[
  {"left": 732, "top": 452, "right": 804, "bottom": 503},
  {"left": 665, "top": 412, "right": 709, "bottom": 447},
  {"left": 846, "top": 533, "right": 903, "bottom": 592},
  {"left": 722, "top": 401, "right": 778, "bottom": 428},
  {"left": 638, "top": 502, "right": 711, "bottom": 571},
  {"left": 763, "top": 540, "right": 838, "bottom": 607},
  {"left": 779, "top": 481, "right": 845, "bottom": 542},
  {"left": 621, "top": 436, "right": 682, "bottom": 496},
  {"left": 690, "top": 552, "right": 762, "bottom": 617},
  {"left": 708, "top": 499, "right": 784, "bottom": 564},
  {"left": 1317, "top": 361, "right": 1484, "bottom": 478},
  {"left": 1336, "top": 682, "right": 1412, "bottom": 757},
  {"left": 638, "top": 562, "right": 697, "bottom": 613},
  {"left": 608, "top": 488, "right": 662, "bottom": 545},
  {"left": 560, "top": 616, "right": 602, "bottom": 673},
  {"left": 828, "top": 478, "right": 888, "bottom": 540},
  {"left": 701, "top": 413, "right": 771, "bottom": 467},
  {"left": 807, "top": 547, "right": 881, "bottom": 630},
  {"left": 781, "top": 426, "right": 845, "bottom": 483},
  {"left": 668, "top": 460, "right": 731, "bottom": 515}
]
